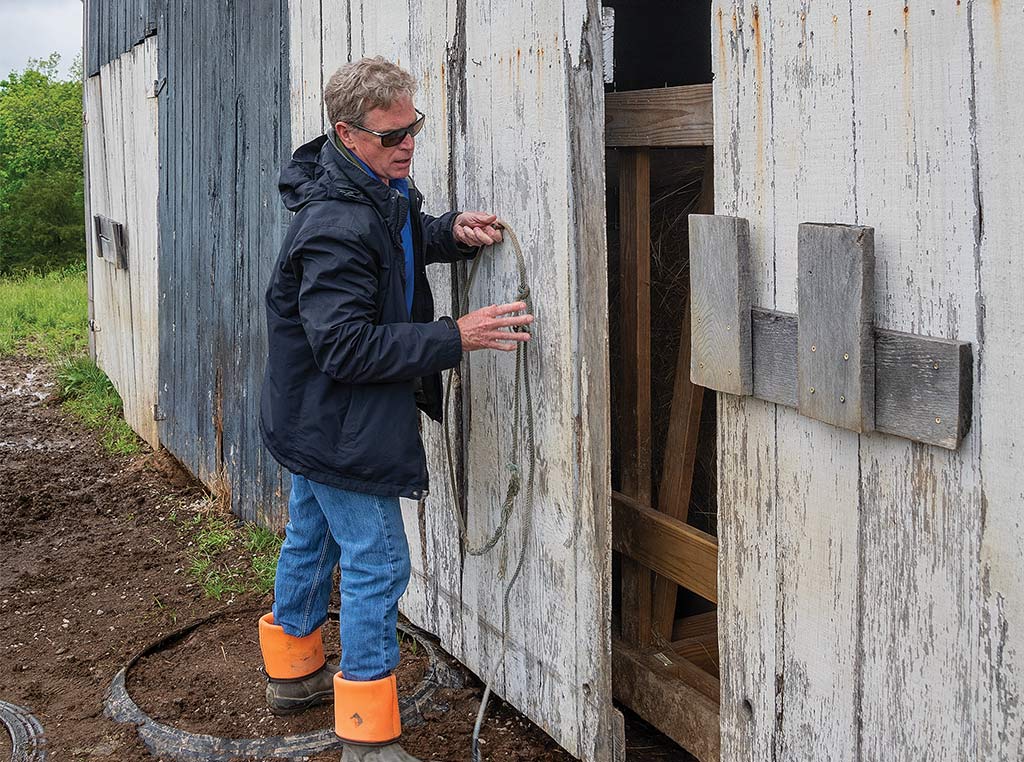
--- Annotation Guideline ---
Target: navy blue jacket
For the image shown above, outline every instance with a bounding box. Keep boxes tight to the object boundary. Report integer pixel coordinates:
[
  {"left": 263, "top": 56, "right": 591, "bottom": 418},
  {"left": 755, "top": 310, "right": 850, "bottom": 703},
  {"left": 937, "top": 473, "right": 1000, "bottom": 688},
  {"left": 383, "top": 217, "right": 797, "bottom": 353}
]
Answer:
[{"left": 260, "top": 134, "right": 470, "bottom": 498}]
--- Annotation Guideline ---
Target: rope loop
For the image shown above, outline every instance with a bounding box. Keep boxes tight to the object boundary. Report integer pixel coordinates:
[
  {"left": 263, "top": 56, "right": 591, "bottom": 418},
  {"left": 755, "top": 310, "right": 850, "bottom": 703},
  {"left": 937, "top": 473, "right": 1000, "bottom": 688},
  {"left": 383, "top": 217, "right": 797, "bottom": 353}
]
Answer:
[{"left": 442, "top": 220, "right": 537, "bottom": 608}]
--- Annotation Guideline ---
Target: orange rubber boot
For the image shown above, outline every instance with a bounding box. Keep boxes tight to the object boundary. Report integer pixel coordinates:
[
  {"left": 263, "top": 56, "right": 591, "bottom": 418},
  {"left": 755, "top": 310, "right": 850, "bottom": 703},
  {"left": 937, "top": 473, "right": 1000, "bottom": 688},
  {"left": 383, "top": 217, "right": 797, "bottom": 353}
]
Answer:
[
  {"left": 334, "top": 673, "right": 402, "bottom": 745},
  {"left": 258, "top": 613, "right": 336, "bottom": 714}
]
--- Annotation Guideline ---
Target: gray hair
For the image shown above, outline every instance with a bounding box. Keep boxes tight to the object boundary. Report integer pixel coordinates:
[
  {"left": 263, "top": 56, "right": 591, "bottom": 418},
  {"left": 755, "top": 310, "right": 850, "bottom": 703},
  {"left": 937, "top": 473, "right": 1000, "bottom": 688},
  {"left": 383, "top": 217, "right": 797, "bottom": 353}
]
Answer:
[{"left": 324, "top": 57, "right": 417, "bottom": 127}]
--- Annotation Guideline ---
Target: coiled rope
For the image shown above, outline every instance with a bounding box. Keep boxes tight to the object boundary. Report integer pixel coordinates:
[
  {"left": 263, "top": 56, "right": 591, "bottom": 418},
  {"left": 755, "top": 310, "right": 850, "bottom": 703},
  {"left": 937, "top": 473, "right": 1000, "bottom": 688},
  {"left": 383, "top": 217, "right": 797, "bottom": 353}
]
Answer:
[{"left": 441, "top": 220, "right": 536, "bottom": 762}]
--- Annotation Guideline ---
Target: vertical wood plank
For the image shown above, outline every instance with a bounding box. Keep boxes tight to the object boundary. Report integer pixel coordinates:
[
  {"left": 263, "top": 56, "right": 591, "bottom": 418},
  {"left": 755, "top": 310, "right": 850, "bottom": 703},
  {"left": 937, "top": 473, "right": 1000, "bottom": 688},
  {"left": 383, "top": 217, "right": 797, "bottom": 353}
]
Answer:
[
  {"left": 688, "top": 213, "right": 752, "bottom": 395},
  {"left": 712, "top": 3, "right": 780, "bottom": 761},
  {"left": 84, "top": 74, "right": 109, "bottom": 363},
  {"left": 768, "top": 4, "right": 863, "bottom": 759},
  {"left": 567, "top": 4, "right": 623, "bottom": 755},
  {"left": 617, "top": 146, "right": 653, "bottom": 648},
  {"left": 972, "top": 3, "right": 1024, "bottom": 757},
  {"left": 853, "top": 5, "right": 983, "bottom": 760},
  {"left": 288, "top": 0, "right": 323, "bottom": 148},
  {"left": 617, "top": 147, "right": 652, "bottom": 502},
  {"left": 400, "top": 0, "right": 464, "bottom": 657},
  {"left": 135, "top": 38, "right": 160, "bottom": 448},
  {"left": 83, "top": 1, "right": 97, "bottom": 360},
  {"left": 796, "top": 222, "right": 875, "bottom": 432}
]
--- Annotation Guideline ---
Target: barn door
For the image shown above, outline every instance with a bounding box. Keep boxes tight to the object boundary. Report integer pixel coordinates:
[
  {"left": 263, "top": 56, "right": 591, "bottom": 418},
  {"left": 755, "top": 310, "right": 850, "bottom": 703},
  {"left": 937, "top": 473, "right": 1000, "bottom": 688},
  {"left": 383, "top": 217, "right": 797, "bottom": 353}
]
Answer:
[{"left": 288, "top": 2, "right": 620, "bottom": 759}]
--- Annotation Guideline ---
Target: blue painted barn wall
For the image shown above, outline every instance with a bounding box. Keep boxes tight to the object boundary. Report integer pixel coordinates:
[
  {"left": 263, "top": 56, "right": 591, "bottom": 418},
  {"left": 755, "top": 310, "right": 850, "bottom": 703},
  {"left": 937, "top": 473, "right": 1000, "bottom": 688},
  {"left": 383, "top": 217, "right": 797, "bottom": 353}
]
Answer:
[
  {"left": 84, "top": 0, "right": 160, "bottom": 76},
  {"left": 156, "top": 0, "right": 292, "bottom": 526}
]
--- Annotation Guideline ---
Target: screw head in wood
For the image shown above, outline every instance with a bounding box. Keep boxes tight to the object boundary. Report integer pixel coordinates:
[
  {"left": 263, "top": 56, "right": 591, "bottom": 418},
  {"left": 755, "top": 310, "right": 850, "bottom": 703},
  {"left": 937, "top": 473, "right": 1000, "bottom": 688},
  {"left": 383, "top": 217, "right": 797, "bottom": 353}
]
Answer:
[
  {"left": 935, "top": 417, "right": 942, "bottom": 424},
  {"left": 933, "top": 362, "right": 940, "bottom": 370},
  {"left": 840, "top": 395, "right": 846, "bottom": 403},
  {"left": 810, "top": 387, "right": 815, "bottom": 394},
  {"left": 811, "top": 345, "right": 817, "bottom": 352},
  {"left": 843, "top": 353, "right": 849, "bottom": 361}
]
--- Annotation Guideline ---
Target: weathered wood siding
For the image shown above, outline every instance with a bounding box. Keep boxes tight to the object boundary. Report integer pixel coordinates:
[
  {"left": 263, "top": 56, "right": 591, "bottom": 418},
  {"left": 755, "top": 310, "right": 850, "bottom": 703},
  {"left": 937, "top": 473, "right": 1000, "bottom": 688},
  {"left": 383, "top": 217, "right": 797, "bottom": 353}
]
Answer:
[
  {"left": 289, "top": 2, "right": 619, "bottom": 759},
  {"left": 714, "top": 2, "right": 1022, "bottom": 759},
  {"left": 84, "top": 0, "right": 160, "bottom": 77},
  {"left": 83, "top": 38, "right": 161, "bottom": 449},
  {"left": 156, "top": 1, "right": 292, "bottom": 523}
]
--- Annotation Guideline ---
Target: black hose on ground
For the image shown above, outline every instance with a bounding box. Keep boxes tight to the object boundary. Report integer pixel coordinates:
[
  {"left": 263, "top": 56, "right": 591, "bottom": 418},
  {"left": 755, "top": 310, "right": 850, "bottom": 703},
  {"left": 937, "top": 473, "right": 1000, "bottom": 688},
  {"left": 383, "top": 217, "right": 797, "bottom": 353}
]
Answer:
[
  {"left": 104, "top": 606, "right": 459, "bottom": 761},
  {"left": 0, "top": 699, "right": 48, "bottom": 762}
]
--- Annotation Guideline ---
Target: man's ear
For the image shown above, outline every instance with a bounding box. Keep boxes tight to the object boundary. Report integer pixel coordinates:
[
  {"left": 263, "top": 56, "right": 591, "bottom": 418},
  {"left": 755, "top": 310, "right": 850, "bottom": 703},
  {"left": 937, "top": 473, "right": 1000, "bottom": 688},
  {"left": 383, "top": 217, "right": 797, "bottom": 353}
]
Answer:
[{"left": 335, "top": 122, "right": 357, "bottom": 151}]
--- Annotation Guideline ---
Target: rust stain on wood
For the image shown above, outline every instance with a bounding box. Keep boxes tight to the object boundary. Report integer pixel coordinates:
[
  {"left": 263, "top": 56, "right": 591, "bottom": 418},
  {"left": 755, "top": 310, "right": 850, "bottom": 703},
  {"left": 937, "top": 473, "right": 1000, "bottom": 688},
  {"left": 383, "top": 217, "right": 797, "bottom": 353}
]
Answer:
[
  {"left": 752, "top": 4, "right": 766, "bottom": 195},
  {"left": 717, "top": 7, "right": 728, "bottom": 82}
]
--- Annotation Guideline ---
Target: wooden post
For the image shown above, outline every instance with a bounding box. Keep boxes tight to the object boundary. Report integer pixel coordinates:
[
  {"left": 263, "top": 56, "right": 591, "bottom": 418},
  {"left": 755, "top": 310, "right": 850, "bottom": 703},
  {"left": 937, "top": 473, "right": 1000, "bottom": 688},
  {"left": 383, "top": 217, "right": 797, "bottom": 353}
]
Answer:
[
  {"left": 650, "top": 300, "right": 704, "bottom": 634},
  {"left": 651, "top": 148, "right": 713, "bottom": 639},
  {"left": 618, "top": 147, "right": 653, "bottom": 646}
]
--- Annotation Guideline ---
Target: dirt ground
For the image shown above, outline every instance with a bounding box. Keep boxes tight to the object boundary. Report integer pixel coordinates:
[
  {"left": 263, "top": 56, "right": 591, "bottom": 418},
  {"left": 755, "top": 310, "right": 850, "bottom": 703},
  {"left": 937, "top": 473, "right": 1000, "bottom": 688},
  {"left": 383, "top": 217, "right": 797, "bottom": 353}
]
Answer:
[{"left": 0, "top": 356, "right": 691, "bottom": 761}]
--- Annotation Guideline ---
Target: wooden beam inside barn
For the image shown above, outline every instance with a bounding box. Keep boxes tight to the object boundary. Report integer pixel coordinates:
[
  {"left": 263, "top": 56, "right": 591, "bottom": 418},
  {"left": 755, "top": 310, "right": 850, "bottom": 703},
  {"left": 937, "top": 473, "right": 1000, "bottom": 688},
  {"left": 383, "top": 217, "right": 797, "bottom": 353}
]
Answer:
[
  {"left": 651, "top": 147, "right": 714, "bottom": 639},
  {"left": 612, "top": 491, "right": 719, "bottom": 605},
  {"left": 605, "top": 84, "right": 714, "bottom": 147},
  {"left": 613, "top": 635, "right": 721, "bottom": 762},
  {"left": 617, "top": 146, "right": 655, "bottom": 647}
]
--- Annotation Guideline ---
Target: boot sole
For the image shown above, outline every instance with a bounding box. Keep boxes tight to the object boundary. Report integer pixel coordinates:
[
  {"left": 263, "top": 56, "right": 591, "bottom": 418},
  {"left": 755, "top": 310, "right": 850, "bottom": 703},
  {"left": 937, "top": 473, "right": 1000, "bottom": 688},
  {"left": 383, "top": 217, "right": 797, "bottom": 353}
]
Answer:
[{"left": 267, "top": 690, "right": 333, "bottom": 716}]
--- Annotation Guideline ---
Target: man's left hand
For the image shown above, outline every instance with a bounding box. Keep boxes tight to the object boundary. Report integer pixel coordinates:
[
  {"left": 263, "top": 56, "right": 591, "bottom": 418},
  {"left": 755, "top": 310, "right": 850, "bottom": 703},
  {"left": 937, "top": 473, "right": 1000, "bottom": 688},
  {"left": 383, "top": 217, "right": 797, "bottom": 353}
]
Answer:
[{"left": 454, "top": 212, "right": 503, "bottom": 247}]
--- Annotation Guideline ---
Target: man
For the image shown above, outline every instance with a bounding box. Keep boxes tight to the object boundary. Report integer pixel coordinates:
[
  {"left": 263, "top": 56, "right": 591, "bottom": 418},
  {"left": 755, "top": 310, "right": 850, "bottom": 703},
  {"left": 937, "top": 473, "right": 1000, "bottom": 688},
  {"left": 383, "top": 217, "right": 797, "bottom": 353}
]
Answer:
[{"left": 257, "top": 57, "right": 533, "bottom": 761}]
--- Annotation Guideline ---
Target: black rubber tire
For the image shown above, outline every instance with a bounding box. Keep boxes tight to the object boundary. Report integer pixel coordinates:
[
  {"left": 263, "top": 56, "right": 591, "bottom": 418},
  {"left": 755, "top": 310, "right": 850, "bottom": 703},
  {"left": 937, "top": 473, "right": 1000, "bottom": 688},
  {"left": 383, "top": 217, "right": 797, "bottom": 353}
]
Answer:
[
  {"left": 0, "top": 700, "right": 48, "bottom": 762},
  {"left": 104, "top": 606, "right": 460, "bottom": 761}
]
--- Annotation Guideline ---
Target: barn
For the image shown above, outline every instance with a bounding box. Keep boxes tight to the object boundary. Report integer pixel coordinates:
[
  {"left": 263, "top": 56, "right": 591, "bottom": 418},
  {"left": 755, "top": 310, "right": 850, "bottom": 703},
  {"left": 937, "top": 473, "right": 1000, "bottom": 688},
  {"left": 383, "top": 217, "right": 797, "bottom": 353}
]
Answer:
[{"left": 82, "top": 2, "right": 1024, "bottom": 760}]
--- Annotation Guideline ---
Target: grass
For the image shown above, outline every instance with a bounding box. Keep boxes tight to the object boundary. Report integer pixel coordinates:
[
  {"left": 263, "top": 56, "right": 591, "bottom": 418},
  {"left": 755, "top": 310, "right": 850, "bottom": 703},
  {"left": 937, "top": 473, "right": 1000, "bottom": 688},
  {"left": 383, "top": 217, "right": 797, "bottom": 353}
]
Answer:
[
  {"left": 0, "top": 266, "right": 89, "bottom": 359},
  {"left": 245, "top": 525, "right": 285, "bottom": 595},
  {"left": 3, "top": 267, "right": 283, "bottom": 598},
  {"left": 56, "top": 356, "right": 141, "bottom": 454},
  {"left": 0, "top": 265, "right": 141, "bottom": 455},
  {"left": 172, "top": 502, "right": 283, "bottom": 600},
  {"left": 397, "top": 627, "right": 420, "bottom": 657}
]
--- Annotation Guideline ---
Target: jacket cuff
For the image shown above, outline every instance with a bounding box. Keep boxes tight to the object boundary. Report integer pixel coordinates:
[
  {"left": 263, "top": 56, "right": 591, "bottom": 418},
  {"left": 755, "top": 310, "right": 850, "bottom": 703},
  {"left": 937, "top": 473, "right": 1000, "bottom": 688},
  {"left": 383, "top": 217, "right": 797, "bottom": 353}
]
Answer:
[{"left": 436, "top": 316, "right": 463, "bottom": 368}]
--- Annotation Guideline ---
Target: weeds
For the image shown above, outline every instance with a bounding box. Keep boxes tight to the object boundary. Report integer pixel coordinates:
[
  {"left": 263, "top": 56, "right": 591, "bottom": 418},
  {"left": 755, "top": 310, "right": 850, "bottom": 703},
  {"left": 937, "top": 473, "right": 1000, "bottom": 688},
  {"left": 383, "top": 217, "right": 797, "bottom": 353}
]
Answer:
[
  {"left": 152, "top": 595, "right": 178, "bottom": 625},
  {"left": 245, "top": 524, "right": 284, "bottom": 595},
  {"left": 171, "top": 499, "right": 282, "bottom": 600},
  {"left": 55, "top": 356, "right": 140, "bottom": 455},
  {"left": 397, "top": 628, "right": 420, "bottom": 657}
]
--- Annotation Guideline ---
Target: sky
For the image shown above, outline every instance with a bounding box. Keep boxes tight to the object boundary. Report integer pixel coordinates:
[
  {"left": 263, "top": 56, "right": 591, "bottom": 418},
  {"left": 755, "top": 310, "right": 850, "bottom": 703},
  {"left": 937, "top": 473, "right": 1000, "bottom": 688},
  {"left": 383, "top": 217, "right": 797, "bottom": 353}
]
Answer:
[{"left": 0, "top": 0, "right": 83, "bottom": 80}]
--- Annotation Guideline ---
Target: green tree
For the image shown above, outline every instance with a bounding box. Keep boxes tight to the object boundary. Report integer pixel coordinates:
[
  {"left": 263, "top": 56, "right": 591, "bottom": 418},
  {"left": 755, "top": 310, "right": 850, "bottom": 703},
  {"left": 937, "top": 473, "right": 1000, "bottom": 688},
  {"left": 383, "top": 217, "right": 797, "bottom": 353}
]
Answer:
[{"left": 0, "top": 53, "right": 85, "bottom": 274}]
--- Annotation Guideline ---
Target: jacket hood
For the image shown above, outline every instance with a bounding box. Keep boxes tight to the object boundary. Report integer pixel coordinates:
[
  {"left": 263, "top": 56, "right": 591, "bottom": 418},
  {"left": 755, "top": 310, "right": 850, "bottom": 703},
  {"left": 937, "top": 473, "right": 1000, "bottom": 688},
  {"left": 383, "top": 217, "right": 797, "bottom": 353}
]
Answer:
[
  {"left": 278, "top": 134, "right": 413, "bottom": 243},
  {"left": 278, "top": 134, "right": 333, "bottom": 211}
]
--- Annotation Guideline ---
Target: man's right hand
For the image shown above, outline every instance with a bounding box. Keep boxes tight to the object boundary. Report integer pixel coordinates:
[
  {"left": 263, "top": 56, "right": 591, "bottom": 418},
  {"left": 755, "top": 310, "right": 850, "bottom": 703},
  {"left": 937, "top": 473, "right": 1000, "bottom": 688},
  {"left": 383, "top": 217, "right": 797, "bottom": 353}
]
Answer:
[{"left": 456, "top": 301, "right": 534, "bottom": 352}]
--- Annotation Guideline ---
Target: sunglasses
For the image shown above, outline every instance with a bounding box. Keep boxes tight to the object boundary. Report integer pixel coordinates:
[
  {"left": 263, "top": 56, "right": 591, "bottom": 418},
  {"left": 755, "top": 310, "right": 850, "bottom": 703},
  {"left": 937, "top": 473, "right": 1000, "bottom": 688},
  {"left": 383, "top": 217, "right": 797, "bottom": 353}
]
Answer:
[{"left": 351, "top": 110, "right": 426, "bottom": 148}]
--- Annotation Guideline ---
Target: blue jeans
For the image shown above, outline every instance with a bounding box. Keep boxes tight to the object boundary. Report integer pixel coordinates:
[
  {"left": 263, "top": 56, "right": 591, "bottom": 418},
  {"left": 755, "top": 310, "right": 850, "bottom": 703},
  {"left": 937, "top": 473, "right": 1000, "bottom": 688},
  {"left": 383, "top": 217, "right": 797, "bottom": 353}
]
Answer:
[{"left": 272, "top": 473, "right": 411, "bottom": 681}]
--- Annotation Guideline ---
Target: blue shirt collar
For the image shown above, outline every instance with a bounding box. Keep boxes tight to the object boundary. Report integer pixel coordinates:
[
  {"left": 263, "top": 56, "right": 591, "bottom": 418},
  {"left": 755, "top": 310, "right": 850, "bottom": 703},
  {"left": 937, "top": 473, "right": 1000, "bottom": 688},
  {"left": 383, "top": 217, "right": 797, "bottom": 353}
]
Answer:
[{"left": 349, "top": 149, "right": 409, "bottom": 195}]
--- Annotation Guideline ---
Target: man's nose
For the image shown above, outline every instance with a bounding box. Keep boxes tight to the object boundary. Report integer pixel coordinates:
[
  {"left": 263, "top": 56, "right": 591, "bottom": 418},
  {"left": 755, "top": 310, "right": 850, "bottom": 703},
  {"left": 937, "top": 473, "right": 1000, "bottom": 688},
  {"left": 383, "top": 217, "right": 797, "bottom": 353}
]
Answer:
[{"left": 400, "top": 133, "right": 415, "bottom": 150}]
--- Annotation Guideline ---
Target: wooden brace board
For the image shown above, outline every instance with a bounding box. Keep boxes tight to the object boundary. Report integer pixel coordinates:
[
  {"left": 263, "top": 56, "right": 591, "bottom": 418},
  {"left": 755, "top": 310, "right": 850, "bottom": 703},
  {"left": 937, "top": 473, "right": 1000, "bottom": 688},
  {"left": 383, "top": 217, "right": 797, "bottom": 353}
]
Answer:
[
  {"left": 604, "top": 85, "right": 714, "bottom": 148},
  {"left": 796, "top": 223, "right": 875, "bottom": 432},
  {"left": 752, "top": 309, "right": 971, "bottom": 450},
  {"left": 612, "top": 491, "right": 718, "bottom": 604},
  {"left": 689, "top": 214, "right": 752, "bottom": 396},
  {"left": 691, "top": 215, "right": 972, "bottom": 449}
]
